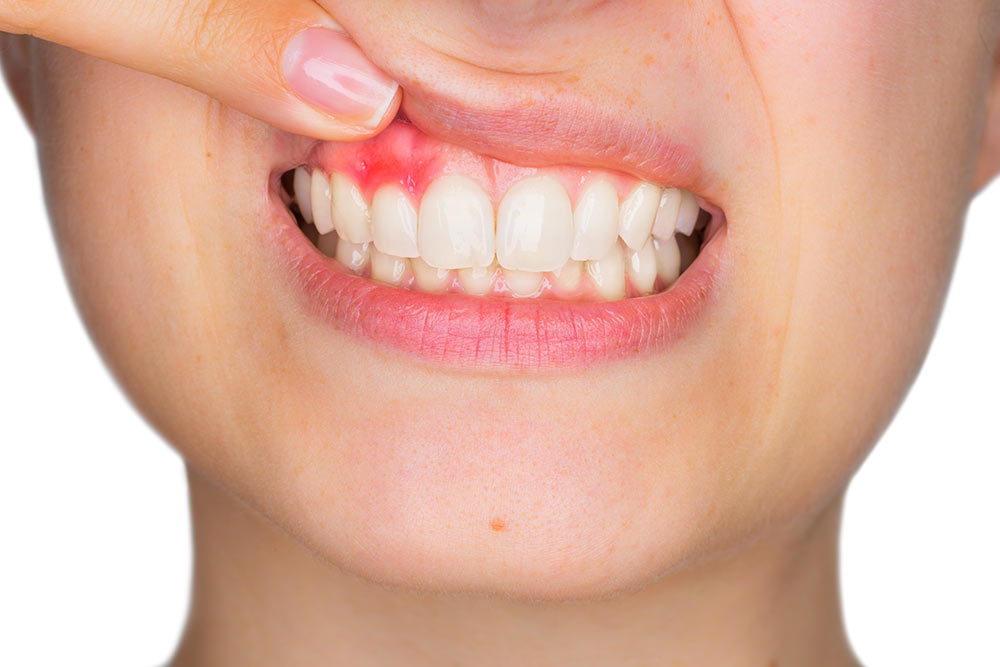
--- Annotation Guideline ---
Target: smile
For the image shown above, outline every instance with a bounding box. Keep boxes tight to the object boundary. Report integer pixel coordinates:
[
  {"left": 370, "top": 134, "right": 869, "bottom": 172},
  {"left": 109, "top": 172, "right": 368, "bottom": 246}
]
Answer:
[{"left": 272, "top": 118, "right": 729, "bottom": 370}]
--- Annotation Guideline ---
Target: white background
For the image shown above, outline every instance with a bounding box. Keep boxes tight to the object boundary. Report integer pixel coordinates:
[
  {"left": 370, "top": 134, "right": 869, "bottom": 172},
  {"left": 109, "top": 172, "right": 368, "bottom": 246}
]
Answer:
[{"left": 1, "top": 79, "right": 997, "bottom": 666}]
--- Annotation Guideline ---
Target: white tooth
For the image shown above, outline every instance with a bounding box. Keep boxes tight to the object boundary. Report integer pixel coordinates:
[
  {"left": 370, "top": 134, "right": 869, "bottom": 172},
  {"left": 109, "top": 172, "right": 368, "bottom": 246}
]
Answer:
[
  {"left": 496, "top": 175, "right": 573, "bottom": 272},
  {"left": 331, "top": 173, "right": 372, "bottom": 244},
  {"left": 370, "top": 249, "right": 408, "bottom": 286},
  {"left": 652, "top": 234, "right": 681, "bottom": 284},
  {"left": 571, "top": 179, "right": 619, "bottom": 261},
  {"left": 551, "top": 259, "right": 582, "bottom": 293},
  {"left": 335, "top": 238, "right": 370, "bottom": 274},
  {"left": 675, "top": 189, "right": 700, "bottom": 236},
  {"left": 418, "top": 174, "right": 495, "bottom": 269},
  {"left": 651, "top": 188, "right": 682, "bottom": 240},
  {"left": 626, "top": 240, "right": 657, "bottom": 295},
  {"left": 317, "top": 231, "right": 338, "bottom": 258},
  {"left": 371, "top": 185, "right": 419, "bottom": 258},
  {"left": 618, "top": 182, "right": 661, "bottom": 250},
  {"left": 458, "top": 262, "right": 498, "bottom": 296},
  {"left": 411, "top": 257, "right": 451, "bottom": 292},
  {"left": 585, "top": 241, "right": 626, "bottom": 300},
  {"left": 294, "top": 167, "right": 314, "bottom": 224},
  {"left": 310, "top": 169, "right": 334, "bottom": 235},
  {"left": 503, "top": 269, "right": 543, "bottom": 297}
]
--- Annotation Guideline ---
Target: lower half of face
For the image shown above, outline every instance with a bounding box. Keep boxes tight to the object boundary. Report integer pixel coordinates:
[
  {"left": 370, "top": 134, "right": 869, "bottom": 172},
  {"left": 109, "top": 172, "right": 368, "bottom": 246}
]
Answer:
[{"left": 29, "top": 0, "right": 992, "bottom": 600}]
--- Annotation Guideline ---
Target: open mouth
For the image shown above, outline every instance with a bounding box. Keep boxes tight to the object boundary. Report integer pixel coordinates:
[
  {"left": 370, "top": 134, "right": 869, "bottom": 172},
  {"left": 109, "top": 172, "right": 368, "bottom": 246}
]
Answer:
[{"left": 272, "top": 118, "right": 728, "bottom": 370}]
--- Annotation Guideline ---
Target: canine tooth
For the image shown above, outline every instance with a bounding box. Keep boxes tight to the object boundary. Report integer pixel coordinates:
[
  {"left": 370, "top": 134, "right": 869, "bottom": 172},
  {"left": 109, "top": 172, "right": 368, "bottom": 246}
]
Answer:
[
  {"left": 458, "top": 263, "right": 498, "bottom": 296},
  {"left": 411, "top": 257, "right": 451, "bottom": 292},
  {"left": 551, "top": 259, "right": 582, "bottom": 292},
  {"left": 651, "top": 188, "right": 682, "bottom": 240},
  {"left": 371, "top": 185, "right": 419, "bottom": 257},
  {"left": 503, "top": 268, "right": 543, "bottom": 297},
  {"left": 626, "top": 240, "right": 657, "bottom": 295},
  {"left": 496, "top": 175, "right": 573, "bottom": 272},
  {"left": 585, "top": 241, "right": 626, "bottom": 300},
  {"left": 294, "top": 167, "right": 314, "bottom": 224},
  {"left": 652, "top": 234, "right": 681, "bottom": 284},
  {"left": 370, "top": 249, "right": 408, "bottom": 285},
  {"left": 331, "top": 173, "right": 372, "bottom": 244},
  {"left": 418, "top": 174, "right": 495, "bottom": 269},
  {"left": 317, "top": 231, "right": 338, "bottom": 258},
  {"left": 335, "top": 238, "right": 370, "bottom": 274},
  {"left": 675, "top": 189, "right": 700, "bottom": 236},
  {"left": 571, "top": 179, "right": 619, "bottom": 261},
  {"left": 618, "top": 182, "right": 660, "bottom": 250},
  {"left": 310, "top": 169, "right": 334, "bottom": 235}
]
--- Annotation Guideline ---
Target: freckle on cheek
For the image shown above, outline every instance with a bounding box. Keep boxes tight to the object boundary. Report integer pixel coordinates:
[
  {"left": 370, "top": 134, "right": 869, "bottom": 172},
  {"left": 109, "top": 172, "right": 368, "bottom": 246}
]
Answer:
[{"left": 489, "top": 517, "right": 507, "bottom": 531}]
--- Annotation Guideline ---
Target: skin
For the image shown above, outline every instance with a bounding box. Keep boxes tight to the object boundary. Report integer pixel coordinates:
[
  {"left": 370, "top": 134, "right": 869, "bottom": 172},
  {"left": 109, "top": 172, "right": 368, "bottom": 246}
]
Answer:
[{"left": 5, "top": 1, "right": 1000, "bottom": 664}]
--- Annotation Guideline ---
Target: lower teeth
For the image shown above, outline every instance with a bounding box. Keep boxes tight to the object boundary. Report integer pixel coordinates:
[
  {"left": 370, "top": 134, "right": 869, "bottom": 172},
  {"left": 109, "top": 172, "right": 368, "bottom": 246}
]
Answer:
[{"left": 281, "top": 169, "right": 711, "bottom": 301}]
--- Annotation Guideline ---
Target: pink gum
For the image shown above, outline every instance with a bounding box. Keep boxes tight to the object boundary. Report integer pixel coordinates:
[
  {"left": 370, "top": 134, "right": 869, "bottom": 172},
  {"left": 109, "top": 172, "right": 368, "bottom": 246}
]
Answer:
[{"left": 308, "top": 118, "right": 645, "bottom": 206}]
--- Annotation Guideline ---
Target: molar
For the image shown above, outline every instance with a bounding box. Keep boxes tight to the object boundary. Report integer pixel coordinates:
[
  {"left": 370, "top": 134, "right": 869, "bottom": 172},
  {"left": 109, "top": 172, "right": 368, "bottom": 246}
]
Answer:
[
  {"left": 618, "top": 182, "right": 660, "bottom": 250},
  {"left": 371, "top": 184, "right": 419, "bottom": 258},
  {"left": 418, "top": 174, "right": 495, "bottom": 269},
  {"left": 331, "top": 173, "right": 373, "bottom": 244},
  {"left": 496, "top": 175, "right": 573, "bottom": 272},
  {"left": 571, "top": 179, "right": 619, "bottom": 261}
]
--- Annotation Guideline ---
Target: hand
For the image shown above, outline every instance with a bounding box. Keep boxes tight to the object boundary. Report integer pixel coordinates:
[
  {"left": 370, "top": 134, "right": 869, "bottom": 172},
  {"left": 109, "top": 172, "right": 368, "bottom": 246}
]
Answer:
[{"left": 0, "top": 0, "right": 400, "bottom": 140}]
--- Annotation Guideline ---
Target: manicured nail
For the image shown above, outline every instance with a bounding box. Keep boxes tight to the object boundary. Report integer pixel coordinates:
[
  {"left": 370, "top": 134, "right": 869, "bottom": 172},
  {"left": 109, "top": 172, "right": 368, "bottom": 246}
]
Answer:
[{"left": 282, "top": 27, "right": 399, "bottom": 128}]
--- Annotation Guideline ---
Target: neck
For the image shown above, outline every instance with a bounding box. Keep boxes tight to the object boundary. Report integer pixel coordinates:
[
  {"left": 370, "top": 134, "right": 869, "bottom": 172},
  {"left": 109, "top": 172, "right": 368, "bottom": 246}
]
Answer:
[{"left": 171, "top": 467, "right": 858, "bottom": 666}]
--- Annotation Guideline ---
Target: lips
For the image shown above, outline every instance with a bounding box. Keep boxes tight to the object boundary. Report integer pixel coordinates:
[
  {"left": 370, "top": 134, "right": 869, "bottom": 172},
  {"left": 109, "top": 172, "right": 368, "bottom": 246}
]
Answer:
[{"left": 267, "top": 109, "right": 729, "bottom": 371}]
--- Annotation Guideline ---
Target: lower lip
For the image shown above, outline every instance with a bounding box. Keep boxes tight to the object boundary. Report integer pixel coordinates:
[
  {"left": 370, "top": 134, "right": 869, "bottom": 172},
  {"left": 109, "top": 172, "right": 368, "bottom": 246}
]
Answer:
[{"left": 268, "top": 194, "right": 729, "bottom": 372}]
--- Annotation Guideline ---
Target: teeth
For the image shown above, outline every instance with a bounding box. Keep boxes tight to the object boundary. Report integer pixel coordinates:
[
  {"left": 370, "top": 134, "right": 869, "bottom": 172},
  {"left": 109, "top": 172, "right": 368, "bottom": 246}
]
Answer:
[
  {"left": 652, "top": 234, "right": 681, "bottom": 284},
  {"left": 626, "top": 239, "right": 657, "bottom": 295},
  {"left": 585, "top": 241, "right": 626, "bottom": 300},
  {"left": 418, "top": 174, "right": 495, "bottom": 269},
  {"left": 651, "top": 188, "right": 681, "bottom": 240},
  {"left": 503, "top": 268, "right": 544, "bottom": 297},
  {"left": 496, "top": 175, "right": 573, "bottom": 272},
  {"left": 294, "top": 167, "right": 314, "bottom": 225},
  {"left": 618, "top": 182, "right": 660, "bottom": 250},
  {"left": 317, "top": 231, "right": 338, "bottom": 258},
  {"left": 458, "top": 262, "right": 498, "bottom": 296},
  {"left": 371, "top": 184, "right": 419, "bottom": 258},
  {"left": 551, "top": 259, "right": 582, "bottom": 293},
  {"left": 370, "top": 248, "right": 408, "bottom": 285},
  {"left": 674, "top": 190, "right": 700, "bottom": 236},
  {"left": 411, "top": 257, "right": 451, "bottom": 292},
  {"left": 571, "top": 179, "right": 619, "bottom": 261},
  {"left": 335, "top": 238, "right": 370, "bottom": 273},
  {"left": 331, "top": 173, "right": 373, "bottom": 244},
  {"left": 310, "top": 169, "right": 334, "bottom": 235}
]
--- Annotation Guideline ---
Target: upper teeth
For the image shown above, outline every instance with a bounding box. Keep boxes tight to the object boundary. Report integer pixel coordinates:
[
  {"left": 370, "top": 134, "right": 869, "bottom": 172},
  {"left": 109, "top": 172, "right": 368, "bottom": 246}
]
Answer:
[{"left": 293, "top": 166, "right": 705, "bottom": 299}]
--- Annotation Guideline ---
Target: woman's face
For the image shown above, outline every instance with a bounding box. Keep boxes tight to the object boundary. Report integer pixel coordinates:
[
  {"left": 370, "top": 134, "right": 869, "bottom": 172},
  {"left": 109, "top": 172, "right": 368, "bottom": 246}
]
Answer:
[{"left": 20, "top": 1, "right": 996, "bottom": 599}]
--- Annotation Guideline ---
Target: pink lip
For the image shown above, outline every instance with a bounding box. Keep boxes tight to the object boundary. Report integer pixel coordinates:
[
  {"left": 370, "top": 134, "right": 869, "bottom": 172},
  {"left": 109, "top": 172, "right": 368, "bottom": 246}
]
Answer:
[{"left": 267, "top": 97, "right": 729, "bottom": 371}]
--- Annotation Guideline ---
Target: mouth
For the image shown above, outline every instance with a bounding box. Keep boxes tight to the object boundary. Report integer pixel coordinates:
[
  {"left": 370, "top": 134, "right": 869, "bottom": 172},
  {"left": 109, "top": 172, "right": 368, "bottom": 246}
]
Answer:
[{"left": 271, "top": 118, "right": 728, "bottom": 372}]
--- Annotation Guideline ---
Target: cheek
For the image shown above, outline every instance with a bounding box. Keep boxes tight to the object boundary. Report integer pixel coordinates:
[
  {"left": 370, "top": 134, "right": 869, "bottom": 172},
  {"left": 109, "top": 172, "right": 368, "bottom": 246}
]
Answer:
[{"left": 730, "top": 0, "right": 988, "bottom": 478}]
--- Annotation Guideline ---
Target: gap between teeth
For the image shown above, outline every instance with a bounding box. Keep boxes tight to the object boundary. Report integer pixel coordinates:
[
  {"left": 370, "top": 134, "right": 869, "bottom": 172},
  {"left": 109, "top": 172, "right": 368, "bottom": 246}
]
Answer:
[{"left": 292, "top": 167, "right": 707, "bottom": 300}]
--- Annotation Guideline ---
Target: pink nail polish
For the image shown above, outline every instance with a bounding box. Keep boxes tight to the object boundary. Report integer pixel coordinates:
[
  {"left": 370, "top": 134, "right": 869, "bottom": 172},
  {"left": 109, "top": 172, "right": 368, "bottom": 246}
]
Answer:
[{"left": 282, "top": 28, "right": 398, "bottom": 128}]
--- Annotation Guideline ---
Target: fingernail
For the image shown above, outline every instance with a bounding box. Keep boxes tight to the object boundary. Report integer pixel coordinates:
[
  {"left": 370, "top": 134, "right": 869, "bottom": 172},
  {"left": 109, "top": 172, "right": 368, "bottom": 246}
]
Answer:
[{"left": 282, "top": 27, "right": 399, "bottom": 128}]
